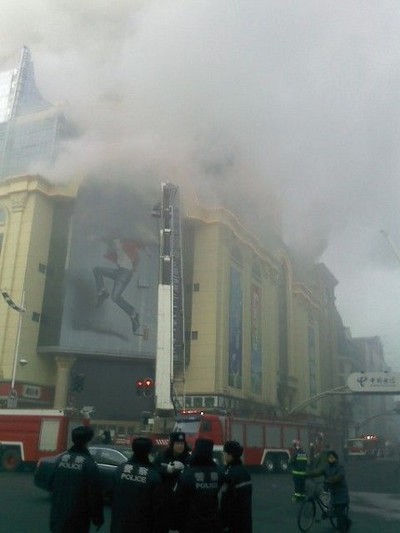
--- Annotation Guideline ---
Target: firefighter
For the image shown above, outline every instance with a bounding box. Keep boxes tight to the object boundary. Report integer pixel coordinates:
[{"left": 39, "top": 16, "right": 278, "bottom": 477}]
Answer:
[
  {"left": 49, "top": 425, "right": 104, "bottom": 533},
  {"left": 110, "top": 437, "right": 162, "bottom": 533},
  {"left": 220, "top": 440, "right": 252, "bottom": 533},
  {"left": 175, "top": 438, "right": 224, "bottom": 533},
  {"left": 153, "top": 431, "right": 191, "bottom": 532},
  {"left": 289, "top": 439, "right": 308, "bottom": 501}
]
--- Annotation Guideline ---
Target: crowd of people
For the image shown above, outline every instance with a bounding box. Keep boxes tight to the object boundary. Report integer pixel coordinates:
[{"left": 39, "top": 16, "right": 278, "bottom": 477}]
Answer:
[
  {"left": 47, "top": 426, "right": 352, "bottom": 532},
  {"left": 48, "top": 426, "right": 252, "bottom": 533}
]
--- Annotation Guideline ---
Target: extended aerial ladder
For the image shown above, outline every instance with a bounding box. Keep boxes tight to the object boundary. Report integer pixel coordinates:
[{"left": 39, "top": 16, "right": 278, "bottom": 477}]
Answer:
[{"left": 154, "top": 183, "right": 185, "bottom": 415}]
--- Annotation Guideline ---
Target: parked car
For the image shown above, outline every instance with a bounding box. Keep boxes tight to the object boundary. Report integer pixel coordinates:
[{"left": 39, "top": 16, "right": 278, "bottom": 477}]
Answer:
[{"left": 33, "top": 444, "right": 132, "bottom": 497}]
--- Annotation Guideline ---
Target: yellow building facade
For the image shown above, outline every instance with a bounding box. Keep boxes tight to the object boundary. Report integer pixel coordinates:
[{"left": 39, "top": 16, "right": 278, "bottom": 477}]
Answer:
[
  {"left": 177, "top": 200, "right": 344, "bottom": 429},
  {"left": 0, "top": 174, "right": 75, "bottom": 406},
  {"left": 0, "top": 174, "right": 344, "bottom": 431}
]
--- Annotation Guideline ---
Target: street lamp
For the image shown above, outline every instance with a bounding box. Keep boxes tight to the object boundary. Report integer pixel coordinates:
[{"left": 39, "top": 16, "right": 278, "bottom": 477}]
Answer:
[{"left": 1, "top": 290, "right": 26, "bottom": 408}]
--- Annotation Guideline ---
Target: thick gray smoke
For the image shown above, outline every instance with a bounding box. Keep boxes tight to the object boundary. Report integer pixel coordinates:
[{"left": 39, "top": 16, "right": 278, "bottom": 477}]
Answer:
[{"left": 2, "top": 0, "right": 400, "bottom": 368}]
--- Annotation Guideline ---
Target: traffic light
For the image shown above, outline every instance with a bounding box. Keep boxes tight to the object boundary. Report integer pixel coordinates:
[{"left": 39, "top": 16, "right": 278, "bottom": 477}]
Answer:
[
  {"left": 143, "top": 378, "right": 154, "bottom": 397},
  {"left": 70, "top": 373, "right": 85, "bottom": 393},
  {"left": 136, "top": 379, "right": 144, "bottom": 396}
]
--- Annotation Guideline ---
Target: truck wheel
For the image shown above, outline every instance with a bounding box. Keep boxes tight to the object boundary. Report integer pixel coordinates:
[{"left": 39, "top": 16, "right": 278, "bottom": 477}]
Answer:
[
  {"left": 264, "top": 456, "right": 275, "bottom": 473},
  {"left": 1, "top": 449, "right": 22, "bottom": 471},
  {"left": 279, "top": 457, "right": 289, "bottom": 473}
]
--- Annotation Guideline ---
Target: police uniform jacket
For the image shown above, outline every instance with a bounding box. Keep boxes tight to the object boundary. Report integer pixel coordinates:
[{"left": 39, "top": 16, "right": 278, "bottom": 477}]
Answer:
[
  {"left": 49, "top": 445, "right": 104, "bottom": 533},
  {"left": 175, "top": 455, "right": 224, "bottom": 533},
  {"left": 220, "top": 459, "right": 252, "bottom": 533},
  {"left": 153, "top": 447, "right": 191, "bottom": 530},
  {"left": 110, "top": 455, "right": 162, "bottom": 533},
  {"left": 154, "top": 446, "right": 191, "bottom": 487}
]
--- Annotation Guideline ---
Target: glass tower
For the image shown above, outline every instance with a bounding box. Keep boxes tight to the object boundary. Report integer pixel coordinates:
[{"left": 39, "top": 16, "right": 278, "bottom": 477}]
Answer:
[{"left": 0, "top": 46, "right": 64, "bottom": 178}]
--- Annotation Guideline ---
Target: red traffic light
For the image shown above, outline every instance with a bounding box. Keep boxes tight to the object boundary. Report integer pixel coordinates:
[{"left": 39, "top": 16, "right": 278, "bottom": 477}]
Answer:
[
  {"left": 144, "top": 378, "right": 154, "bottom": 397},
  {"left": 136, "top": 378, "right": 154, "bottom": 397}
]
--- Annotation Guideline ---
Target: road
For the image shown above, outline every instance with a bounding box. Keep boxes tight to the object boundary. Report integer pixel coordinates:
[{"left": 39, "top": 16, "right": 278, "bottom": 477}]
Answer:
[{"left": 1, "top": 459, "right": 399, "bottom": 532}]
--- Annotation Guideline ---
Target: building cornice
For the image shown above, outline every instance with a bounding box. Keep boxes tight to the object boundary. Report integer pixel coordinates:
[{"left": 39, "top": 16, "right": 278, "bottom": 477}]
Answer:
[{"left": 0, "top": 173, "right": 78, "bottom": 200}]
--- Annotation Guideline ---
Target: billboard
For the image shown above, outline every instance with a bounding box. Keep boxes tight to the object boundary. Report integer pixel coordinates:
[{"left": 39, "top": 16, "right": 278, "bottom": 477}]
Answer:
[
  {"left": 228, "top": 266, "right": 243, "bottom": 388},
  {"left": 58, "top": 178, "right": 160, "bottom": 358},
  {"left": 250, "top": 284, "right": 262, "bottom": 394}
]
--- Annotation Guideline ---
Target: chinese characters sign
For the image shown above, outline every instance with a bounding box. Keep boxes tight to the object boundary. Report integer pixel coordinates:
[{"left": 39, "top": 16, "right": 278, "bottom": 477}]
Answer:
[{"left": 347, "top": 372, "right": 400, "bottom": 393}]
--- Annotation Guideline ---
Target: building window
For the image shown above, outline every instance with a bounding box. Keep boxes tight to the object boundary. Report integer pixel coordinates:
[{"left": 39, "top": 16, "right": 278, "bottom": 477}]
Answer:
[
  {"left": 185, "top": 397, "right": 192, "bottom": 407},
  {"left": 191, "top": 331, "right": 198, "bottom": 340},
  {"left": 204, "top": 396, "right": 215, "bottom": 408},
  {"left": 32, "top": 312, "right": 41, "bottom": 322},
  {"left": 38, "top": 263, "right": 47, "bottom": 274},
  {"left": 193, "top": 397, "right": 203, "bottom": 408},
  {"left": 193, "top": 283, "right": 200, "bottom": 292}
]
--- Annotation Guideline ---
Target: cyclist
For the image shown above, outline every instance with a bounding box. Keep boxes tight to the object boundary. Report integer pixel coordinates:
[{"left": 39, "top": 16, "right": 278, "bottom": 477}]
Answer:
[
  {"left": 308, "top": 449, "right": 352, "bottom": 532},
  {"left": 289, "top": 440, "right": 308, "bottom": 501}
]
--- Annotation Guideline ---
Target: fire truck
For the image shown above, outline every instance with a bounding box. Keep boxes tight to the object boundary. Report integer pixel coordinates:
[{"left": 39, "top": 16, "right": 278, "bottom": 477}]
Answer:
[
  {"left": 171, "top": 410, "right": 313, "bottom": 472},
  {"left": 0, "top": 408, "right": 84, "bottom": 471},
  {"left": 345, "top": 434, "right": 383, "bottom": 460}
]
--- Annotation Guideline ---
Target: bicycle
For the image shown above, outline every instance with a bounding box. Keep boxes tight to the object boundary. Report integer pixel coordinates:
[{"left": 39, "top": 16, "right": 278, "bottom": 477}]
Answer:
[{"left": 297, "top": 481, "right": 339, "bottom": 532}]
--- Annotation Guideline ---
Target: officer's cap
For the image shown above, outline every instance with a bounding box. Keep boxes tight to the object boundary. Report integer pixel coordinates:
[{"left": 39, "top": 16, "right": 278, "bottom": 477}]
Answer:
[{"left": 170, "top": 432, "right": 186, "bottom": 444}]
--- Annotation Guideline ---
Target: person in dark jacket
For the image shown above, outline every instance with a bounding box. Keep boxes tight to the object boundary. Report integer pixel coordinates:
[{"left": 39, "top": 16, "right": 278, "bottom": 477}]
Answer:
[
  {"left": 289, "top": 440, "right": 308, "bottom": 501},
  {"left": 110, "top": 437, "right": 162, "bottom": 533},
  {"left": 153, "top": 431, "right": 191, "bottom": 532},
  {"left": 49, "top": 425, "right": 104, "bottom": 533},
  {"left": 308, "top": 450, "right": 352, "bottom": 532},
  {"left": 175, "top": 438, "right": 224, "bottom": 533},
  {"left": 220, "top": 440, "right": 252, "bottom": 533}
]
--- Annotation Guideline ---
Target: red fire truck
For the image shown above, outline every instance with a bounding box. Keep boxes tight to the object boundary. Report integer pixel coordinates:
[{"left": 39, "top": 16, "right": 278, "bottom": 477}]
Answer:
[
  {"left": 172, "top": 410, "right": 313, "bottom": 472},
  {"left": 0, "top": 408, "right": 84, "bottom": 471},
  {"left": 345, "top": 434, "right": 383, "bottom": 460}
]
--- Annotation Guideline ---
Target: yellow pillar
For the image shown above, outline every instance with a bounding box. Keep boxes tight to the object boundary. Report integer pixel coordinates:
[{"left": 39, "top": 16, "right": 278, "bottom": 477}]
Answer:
[{"left": 54, "top": 356, "right": 76, "bottom": 408}]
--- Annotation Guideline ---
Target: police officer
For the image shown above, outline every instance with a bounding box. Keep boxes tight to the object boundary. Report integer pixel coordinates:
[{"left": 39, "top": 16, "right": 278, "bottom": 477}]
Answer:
[
  {"left": 289, "top": 439, "right": 308, "bottom": 501},
  {"left": 220, "top": 440, "right": 252, "bottom": 533},
  {"left": 110, "top": 437, "right": 162, "bottom": 533},
  {"left": 153, "top": 432, "right": 191, "bottom": 532},
  {"left": 49, "top": 425, "right": 104, "bottom": 533},
  {"left": 175, "top": 438, "right": 224, "bottom": 533}
]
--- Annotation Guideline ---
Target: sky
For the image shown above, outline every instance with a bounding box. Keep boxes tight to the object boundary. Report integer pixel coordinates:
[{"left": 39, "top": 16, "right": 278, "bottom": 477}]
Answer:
[{"left": 2, "top": 0, "right": 400, "bottom": 369}]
